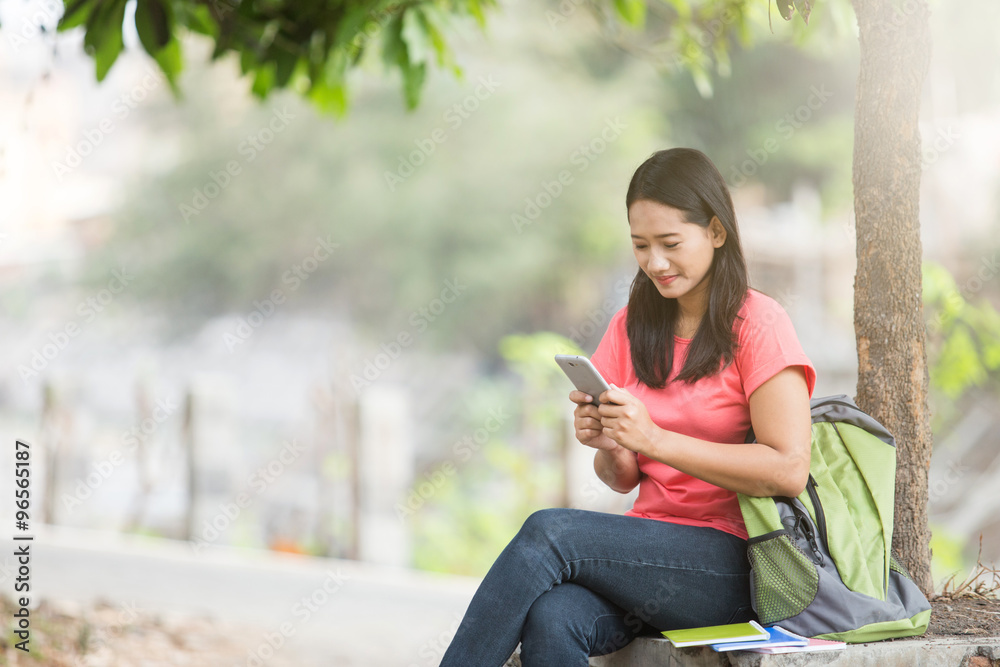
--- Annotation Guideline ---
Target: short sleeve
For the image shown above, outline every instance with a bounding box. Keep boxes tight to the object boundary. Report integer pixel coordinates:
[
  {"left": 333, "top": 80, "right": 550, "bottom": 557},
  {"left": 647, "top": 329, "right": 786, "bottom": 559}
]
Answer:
[
  {"left": 589, "top": 308, "right": 627, "bottom": 388},
  {"left": 736, "top": 295, "right": 817, "bottom": 399}
]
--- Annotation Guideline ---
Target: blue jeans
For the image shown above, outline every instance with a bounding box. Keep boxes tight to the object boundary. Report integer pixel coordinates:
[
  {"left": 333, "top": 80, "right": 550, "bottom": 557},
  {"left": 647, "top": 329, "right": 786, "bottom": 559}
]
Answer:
[{"left": 439, "top": 508, "right": 754, "bottom": 667}]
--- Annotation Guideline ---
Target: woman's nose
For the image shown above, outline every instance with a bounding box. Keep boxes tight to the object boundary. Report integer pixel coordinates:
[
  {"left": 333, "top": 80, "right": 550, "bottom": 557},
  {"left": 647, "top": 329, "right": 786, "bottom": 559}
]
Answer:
[{"left": 648, "top": 253, "right": 670, "bottom": 271}]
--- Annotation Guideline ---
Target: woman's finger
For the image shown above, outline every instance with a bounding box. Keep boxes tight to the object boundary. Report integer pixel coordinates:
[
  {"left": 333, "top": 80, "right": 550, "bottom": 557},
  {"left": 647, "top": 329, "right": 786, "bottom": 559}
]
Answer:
[{"left": 597, "top": 400, "right": 624, "bottom": 418}]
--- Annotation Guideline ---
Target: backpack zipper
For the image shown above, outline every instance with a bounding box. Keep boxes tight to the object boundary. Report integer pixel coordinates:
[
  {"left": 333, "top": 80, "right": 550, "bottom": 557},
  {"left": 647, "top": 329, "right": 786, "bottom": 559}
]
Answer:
[
  {"left": 797, "top": 514, "right": 824, "bottom": 566},
  {"left": 805, "top": 475, "right": 829, "bottom": 555}
]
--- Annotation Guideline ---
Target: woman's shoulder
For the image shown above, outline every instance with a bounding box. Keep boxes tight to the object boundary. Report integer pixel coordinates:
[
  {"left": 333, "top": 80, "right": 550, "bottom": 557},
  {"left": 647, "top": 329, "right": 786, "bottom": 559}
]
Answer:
[
  {"left": 736, "top": 288, "right": 794, "bottom": 336},
  {"left": 739, "top": 288, "right": 789, "bottom": 315},
  {"left": 610, "top": 304, "right": 628, "bottom": 323}
]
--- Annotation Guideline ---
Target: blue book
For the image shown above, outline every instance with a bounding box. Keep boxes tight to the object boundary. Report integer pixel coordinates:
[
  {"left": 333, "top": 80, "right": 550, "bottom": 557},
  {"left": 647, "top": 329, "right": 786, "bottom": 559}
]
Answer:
[{"left": 710, "top": 625, "right": 810, "bottom": 652}]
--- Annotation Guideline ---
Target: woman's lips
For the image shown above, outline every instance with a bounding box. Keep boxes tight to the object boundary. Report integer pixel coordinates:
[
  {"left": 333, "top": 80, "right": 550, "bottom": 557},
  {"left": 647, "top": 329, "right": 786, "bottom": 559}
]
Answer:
[{"left": 655, "top": 275, "right": 678, "bottom": 285}]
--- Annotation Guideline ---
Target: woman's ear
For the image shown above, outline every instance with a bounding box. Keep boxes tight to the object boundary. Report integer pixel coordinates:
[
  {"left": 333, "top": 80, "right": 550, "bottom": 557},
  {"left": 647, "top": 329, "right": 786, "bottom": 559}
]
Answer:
[{"left": 709, "top": 216, "right": 727, "bottom": 248}]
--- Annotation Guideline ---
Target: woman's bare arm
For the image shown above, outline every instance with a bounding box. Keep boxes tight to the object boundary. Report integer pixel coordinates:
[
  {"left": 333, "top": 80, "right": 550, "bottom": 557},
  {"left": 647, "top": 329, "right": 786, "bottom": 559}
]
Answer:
[
  {"left": 597, "top": 367, "right": 812, "bottom": 498},
  {"left": 594, "top": 445, "right": 640, "bottom": 494},
  {"left": 570, "top": 389, "right": 641, "bottom": 494}
]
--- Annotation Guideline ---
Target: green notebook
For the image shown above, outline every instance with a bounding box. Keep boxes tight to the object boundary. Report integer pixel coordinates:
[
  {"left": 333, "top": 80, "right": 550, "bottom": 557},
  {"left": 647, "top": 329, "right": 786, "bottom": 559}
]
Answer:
[{"left": 662, "top": 620, "right": 768, "bottom": 647}]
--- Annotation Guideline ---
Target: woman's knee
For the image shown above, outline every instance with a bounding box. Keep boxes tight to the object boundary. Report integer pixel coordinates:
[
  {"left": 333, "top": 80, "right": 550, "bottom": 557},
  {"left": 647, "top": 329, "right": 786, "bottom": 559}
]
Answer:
[
  {"left": 522, "top": 584, "right": 637, "bottom": 659},
  {"left": 523, "top": 585, "right": 572, "bottom": 637},
  {"left": 523, "top": 583, "right": 604, "bottom": 641},
  {"left": 518, "top": 507, "right": 576, "bottom": 547}
]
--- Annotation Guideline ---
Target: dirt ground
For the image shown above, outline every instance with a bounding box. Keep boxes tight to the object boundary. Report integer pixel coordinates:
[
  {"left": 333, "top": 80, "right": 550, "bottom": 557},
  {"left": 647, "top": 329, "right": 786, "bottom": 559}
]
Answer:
[
  {"left": 0, "top": 596, "right": 302, "bottom": 667},
  {"left": 925, "top": 595, "right": 1000, "bottom": 638},
  {"left": 4, "top": 593, "right": 1000, "bottom": 665}
]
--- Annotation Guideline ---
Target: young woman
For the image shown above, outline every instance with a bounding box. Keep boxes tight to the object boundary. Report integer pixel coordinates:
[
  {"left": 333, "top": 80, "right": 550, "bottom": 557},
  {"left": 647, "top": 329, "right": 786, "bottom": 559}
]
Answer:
[{"left": 440, "top": 147, "right": 816, "bottom": 667}]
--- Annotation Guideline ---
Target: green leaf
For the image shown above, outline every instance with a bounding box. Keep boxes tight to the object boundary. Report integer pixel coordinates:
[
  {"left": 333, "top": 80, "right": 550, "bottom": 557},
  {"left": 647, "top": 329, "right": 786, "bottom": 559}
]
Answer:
[
  {"left": 309, "top": 29, "right": 327, "bottom": 66},
  {"left": 240, "top": 48, "right": 257, "bottom": 76},
  {"left": 135, "top": 0, "right": 171, "bottom": 55},
  {"left": 273, "top": 48, "right": 299, "bottom": 88},
  {"left": 381, "top": 13, "right": 405, "bottom": 70},
  {"left": 792, "top": 0, "right": 813, "bottom": 24},
  {"left": 321, "top": 45, "right": 349, "bottom": 88},
  {"left": 309, "top": 80, "right": 349, "bottom": 117},
  {"left": 982, "top": 331, "right": 1000, "bottom": 371},
  {"left": 735, "top": 8, "right": 752, "bottom": 44},
  {"left": 82, "top": 1, "right": 110, "bottom": 54},
  {"left": 464, "top": 0, "right": 488, "bottom": 28},
  {"left": 661, "top": 0, "right": 691, "bottom": 20},
  {"left": 152, "top": 38, "right": 183, "bottom": 96},
  {"left": 401, "top": 7, "right": 432, "bottom": 66},
  {"left": 419, "top": 5, "right": 452, "bottom": 65},
  {"left": 177, "top": 4, "right": 217, "bottom": 38},
  {"left": 402, "top": 60, "right": 427, "bottom": 110},
  {"left": 86, "top": 0, "right": 127, "bottom": 82},
  {"left": 775, "top": 0, "right": 794, "bottom": 21},
  {"left": 59, "top": 0, "right": 94, "bottom": 31},
  {"left": 209, "top": 31, "right": 231, "bottom": 61},
  {"left": 334, "top": 4, "right": 375, "bottom": 49},
  {"left": 252, "top": 62, "right": 276, "bottom": 98},
  {"left": 260, "top": 19, "right": 281, "bottom": 49},
  {"left": 933, "top": 325, "right": 985, "bottom": 398},
  {"left": 691, "top": 65, "right": 714, "bottom": 98},
  {"left": 613, "top": 0, "right": 646, "bottom": 28}
]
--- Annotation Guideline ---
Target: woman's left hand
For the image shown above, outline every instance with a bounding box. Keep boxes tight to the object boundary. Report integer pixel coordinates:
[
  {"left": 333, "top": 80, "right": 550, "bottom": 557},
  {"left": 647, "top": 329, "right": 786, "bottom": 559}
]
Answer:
[{"left": 597, "top": 384, "right": 661, "bottom": 457}]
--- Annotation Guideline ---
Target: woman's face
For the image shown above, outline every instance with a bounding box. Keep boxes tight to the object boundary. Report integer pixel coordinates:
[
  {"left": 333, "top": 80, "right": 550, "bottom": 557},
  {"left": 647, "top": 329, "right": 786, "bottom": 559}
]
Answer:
[{"left": 628, "top": 199, "right": 727, "bottom": 303}]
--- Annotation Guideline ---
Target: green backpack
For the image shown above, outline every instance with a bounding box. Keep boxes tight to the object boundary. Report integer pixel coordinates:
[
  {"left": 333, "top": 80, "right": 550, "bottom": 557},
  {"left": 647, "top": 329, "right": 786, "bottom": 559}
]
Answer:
[{"left": 737, "top": 394, "right": 932, "bottom": 643}]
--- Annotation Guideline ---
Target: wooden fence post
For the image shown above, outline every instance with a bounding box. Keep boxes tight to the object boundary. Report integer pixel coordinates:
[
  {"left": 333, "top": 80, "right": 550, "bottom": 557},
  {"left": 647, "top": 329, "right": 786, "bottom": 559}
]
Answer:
[
  {"left": 356, "top": 384, "right": 413, "bottom": 566},
  {"left": 125, "top": 376, "right": 154, "bottom": 533},
  {"left": 40, "top": 378, "right": 73, "bottom": 525},
  {"left": 181, "top": 388, "right": 196, "bottom": 541}
]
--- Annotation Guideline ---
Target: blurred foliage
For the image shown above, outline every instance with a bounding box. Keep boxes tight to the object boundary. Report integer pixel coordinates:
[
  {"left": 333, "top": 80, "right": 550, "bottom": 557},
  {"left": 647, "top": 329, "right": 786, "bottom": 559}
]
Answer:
[
  {"left": 76, "top": 0, "right": 859, "bottom": 363},
  {"left": 80, "top": 81, "right": 637, "bottom": 351},
  {"left": 593, "top": 0, "right": 853, "bottom": 96},
  {"left": 927, "top": 0, "right": 1000, "bottom": 115},
  {"left": 50, "top": 0, "right": 866, "bottom": 576},
  {"left": 930, "top": 523, "right": 969, "bottom": 591},
  {"left": 410, "top": 333, "right": 580, "bottom": 574},
  {"left": 48, "top": 0, "right": 825, "bottom": 115},
  {"left": 499, "top": 331, "right": 583, "bottom": 426},
  {"left": 412, "top": 438, "right": 561, "bottom": 575},
  {"left": 55, "top": 0, "right": 496, "bottom": 111},
  {"left": 923, "top": 260, "right": 1000, "bottom": 430},
  {"left": 654, "top": 34, "right": 857, "bottom": 210}
]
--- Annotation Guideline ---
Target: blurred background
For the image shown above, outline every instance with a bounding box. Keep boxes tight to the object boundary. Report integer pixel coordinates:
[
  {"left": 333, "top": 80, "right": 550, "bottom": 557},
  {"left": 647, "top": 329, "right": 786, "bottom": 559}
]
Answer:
[{"left": 1, "top": 0, "right": 999, "bottom": 663}]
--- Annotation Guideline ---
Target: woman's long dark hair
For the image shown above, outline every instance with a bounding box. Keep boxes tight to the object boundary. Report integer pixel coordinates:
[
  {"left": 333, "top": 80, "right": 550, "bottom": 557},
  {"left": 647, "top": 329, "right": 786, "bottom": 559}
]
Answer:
[{"left": 625, "top": 148, "right": 750, "bottom": 389}]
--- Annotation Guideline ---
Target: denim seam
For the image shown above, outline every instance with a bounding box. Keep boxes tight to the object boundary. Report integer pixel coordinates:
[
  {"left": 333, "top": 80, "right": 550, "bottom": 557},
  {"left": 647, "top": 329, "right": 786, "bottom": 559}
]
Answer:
[
  {"left": 563, "top": 557, "right": 749, "bottom": 577},
  {"left": 588, "top": 611, "right": 629, "bottom": 650}
]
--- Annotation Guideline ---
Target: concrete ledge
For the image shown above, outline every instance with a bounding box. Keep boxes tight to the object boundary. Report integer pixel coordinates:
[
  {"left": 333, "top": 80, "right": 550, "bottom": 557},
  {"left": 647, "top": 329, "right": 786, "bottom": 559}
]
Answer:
[{"left": 588, "top": 635, "right": 1000, "bottom": 666}]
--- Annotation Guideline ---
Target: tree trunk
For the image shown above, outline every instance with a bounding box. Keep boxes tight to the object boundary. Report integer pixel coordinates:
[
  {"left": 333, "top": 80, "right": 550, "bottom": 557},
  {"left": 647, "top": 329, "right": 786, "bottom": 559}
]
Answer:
[{"left": 851, "top": 0, "right": 934, "bottom": 597}]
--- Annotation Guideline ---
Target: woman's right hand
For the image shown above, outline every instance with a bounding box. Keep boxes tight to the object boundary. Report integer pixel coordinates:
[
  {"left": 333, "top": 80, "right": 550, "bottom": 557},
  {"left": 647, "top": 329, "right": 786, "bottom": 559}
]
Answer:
[
  {"left": 569, "top": 390, "right": 619, "bottom": 451},
  {"left": 571, "top": 389, "right": 642, "bottom": 493}
]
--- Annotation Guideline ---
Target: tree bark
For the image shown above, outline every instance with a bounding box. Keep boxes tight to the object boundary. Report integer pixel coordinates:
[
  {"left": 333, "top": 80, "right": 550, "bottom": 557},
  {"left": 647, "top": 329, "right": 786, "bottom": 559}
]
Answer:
[{"left": 851, "top": 0, "right": 934, "bottom": 597}]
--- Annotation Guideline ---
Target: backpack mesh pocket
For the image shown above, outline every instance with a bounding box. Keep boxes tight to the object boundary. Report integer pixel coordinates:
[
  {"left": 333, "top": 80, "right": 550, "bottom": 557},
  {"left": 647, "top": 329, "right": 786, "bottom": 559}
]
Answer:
[
  {"left": 747, "top": 531, "right": 819, "bottom": 624},
  {"left": 889, "top": 551, "right": 912, "bottom": 580}
]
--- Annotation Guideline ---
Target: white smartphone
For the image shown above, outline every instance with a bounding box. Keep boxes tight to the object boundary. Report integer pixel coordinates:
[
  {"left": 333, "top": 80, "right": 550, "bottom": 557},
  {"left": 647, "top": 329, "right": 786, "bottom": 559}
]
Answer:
[{"left": 555, "top": 354, "right": 613, "bottom": 406}]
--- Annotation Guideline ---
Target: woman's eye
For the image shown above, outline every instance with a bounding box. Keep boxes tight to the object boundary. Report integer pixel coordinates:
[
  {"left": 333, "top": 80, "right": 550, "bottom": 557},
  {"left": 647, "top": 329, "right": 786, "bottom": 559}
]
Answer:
[
  {"left": 664, "top": 243, "right": 679, "bottom": 249},
  {"left": 633, "top": 245, "right": 647, "bottom": 250}
]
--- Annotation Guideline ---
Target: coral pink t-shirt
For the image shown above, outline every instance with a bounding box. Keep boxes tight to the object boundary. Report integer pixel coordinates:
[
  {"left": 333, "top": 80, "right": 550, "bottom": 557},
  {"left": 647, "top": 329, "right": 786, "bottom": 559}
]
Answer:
[{"left": 589, "top": 288, "right": 817, "bottom": 541}]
